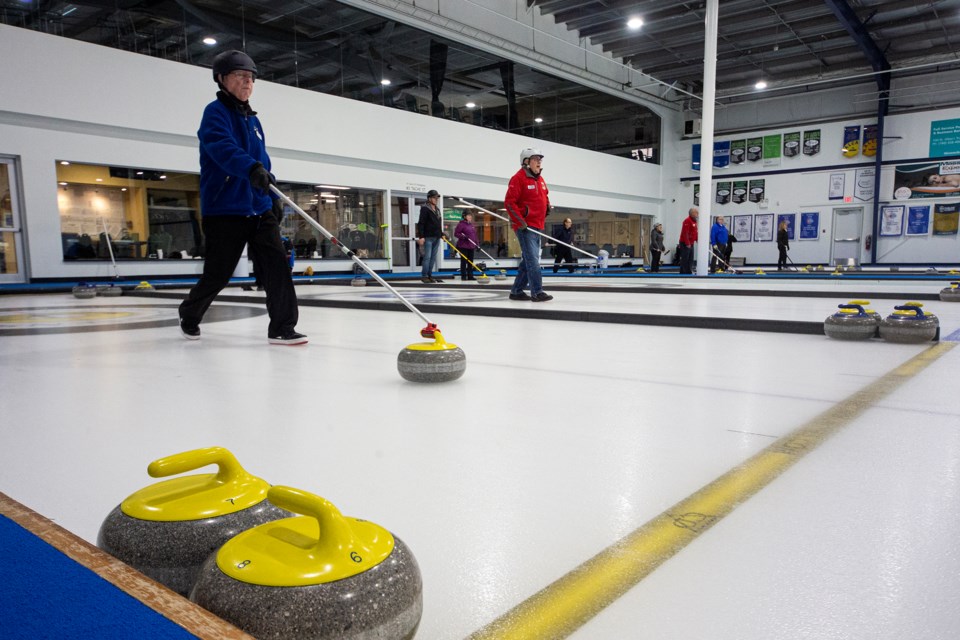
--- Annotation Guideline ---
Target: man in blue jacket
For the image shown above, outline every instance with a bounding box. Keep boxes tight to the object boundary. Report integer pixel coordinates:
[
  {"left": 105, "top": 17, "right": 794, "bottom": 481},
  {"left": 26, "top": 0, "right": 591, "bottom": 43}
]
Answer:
[
  {"left": 178, "top": 50, "right": 306, "bottom": 345},
  {"left": 709, "top": 215, "right": 729, "bottom": 274}
]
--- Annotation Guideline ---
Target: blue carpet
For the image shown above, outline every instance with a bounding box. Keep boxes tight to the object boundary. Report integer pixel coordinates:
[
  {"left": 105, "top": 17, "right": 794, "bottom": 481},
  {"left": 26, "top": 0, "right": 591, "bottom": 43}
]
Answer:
[{"left": 0, "top": 515, "right": 195, "bottom": 639}]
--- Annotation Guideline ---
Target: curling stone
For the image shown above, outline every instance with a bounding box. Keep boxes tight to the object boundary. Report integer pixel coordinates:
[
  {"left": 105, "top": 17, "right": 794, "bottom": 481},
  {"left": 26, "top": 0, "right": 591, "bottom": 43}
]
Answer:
[
  {"left": 134, "top": 280, "right": 155, "bottom": 290},
  {"left": 476, "top": 274, "right": 491, "bottom": 285},
  {"left": 97, "top": 447, "right": 290, "bottom": 596},
  {"left": 824, "top": 304, "right": 879, "bottom": 341},
  {"left": 927, "top": 267, "right": 939, "bottom": 274},
  {"left": 72, "top": 282, "right": 97, "bottom": 299},
  {"left": 190, "top": 486, "right": 422, "bottom": 640},
  {"left": 939, "top": 282, "right": 960, "bottom": 302},
  {"left": 351, "top": 278, "right": 367, "bottom": 287},
  {"left": 754, "top": 268, "right": 765, "bottom": 275},
  {"left": 304, "top": 266, "right": 314, "bottom": 276},
  {"left": 879, "top": 304, "right": 939, "bottom": 344},
  {"left": 97, "top": 283, "right": 123, "bottom": 297},
  {"left": 494, "top": 270, "right": 507, "bottom": 281},
  {"left": 397, "top": 330, "right": 466, "bottom": 383},
  {"left": 847, "top": 300, "right": 882, "bottom": 322}
]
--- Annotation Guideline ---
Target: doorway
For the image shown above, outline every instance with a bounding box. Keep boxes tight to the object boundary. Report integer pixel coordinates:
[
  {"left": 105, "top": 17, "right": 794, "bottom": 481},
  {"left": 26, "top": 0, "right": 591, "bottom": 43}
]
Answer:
[
  {"left": 389, "top": 192, "right": 428, "bottom": 273},
  {"left": 0, "top": 157, "right": 26, "bottom": 283},
  {"left": 831, "top": 207, "right": 863, "bottom": 267}
]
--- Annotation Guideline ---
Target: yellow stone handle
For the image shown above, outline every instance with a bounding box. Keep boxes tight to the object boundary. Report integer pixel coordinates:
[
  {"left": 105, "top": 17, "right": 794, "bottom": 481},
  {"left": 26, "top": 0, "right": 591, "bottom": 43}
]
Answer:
[
  {"left": 267, "top": 486, "right": 358, "bottom": 556},
  {"left": 147, "top": 446, "right": 247, "bottom": 484}
]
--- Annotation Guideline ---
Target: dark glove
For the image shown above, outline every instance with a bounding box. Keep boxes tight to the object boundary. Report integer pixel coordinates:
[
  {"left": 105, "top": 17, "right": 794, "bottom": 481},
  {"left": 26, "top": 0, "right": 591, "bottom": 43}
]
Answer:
[{"left": 249, "top": 162, "right": 274, "bottom": 192}]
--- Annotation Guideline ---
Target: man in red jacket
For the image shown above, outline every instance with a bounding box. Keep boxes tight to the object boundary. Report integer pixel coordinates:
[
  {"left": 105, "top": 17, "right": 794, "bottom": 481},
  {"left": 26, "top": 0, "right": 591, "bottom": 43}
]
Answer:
[
  {"left": 678, "top": 207, "right": 699, "bottom": 274},
  {"left": 505, "top": 148, "right": 553, "bottom": 301}
]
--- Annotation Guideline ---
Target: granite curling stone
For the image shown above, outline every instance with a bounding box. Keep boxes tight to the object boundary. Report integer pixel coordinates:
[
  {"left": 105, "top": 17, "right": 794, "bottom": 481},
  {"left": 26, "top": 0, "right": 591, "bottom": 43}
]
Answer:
[
  {"left": 350, "top": 278, "right": 367, "bottom": 287},
  {"left": 72, "top": 282, "right": 97, "bottom": 299},
  {"left": 97, "top": 283, "right": 123, "bottom": 297},
  {"left": 397, "top": 330, "right": 466, "bottom": 383},
  {"left": 939, "top": 282, "right": 960, "bottom": 302},
  {"left": 494, "top": 270, "right": 507, "bottom": 281},
  {"left": 134, "top": 280, "right": 155, "bottom": 290},
  {"left": 879, "top": 303, "right": 939, "bottom": 344},
  {"left": 477, "top": 274, "right": 491, "bottom": 285},
  {"left": 189, "top": 486, "right": 423, "bottom": 640},
  {"left": 824, "top": 304, "right": 878, "bottom": 341},
  {"left": 97, "top": 446, "right": 290, "bottom": 596}
]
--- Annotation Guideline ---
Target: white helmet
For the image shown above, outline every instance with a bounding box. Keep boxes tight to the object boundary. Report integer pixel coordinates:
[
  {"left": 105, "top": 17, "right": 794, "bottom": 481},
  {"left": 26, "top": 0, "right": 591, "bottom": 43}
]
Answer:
[{"left": 520, "top": 148, "right": 544, "bottom": 165}]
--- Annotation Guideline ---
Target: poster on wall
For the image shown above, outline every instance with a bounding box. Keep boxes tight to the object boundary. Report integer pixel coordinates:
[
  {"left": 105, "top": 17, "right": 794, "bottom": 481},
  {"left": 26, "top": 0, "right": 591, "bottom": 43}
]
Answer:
[
  {"left": 829, "top": 173, "right": 845, "bottom": 200},
  {"left": 933, "top": 203, "right": 960, "bottom": 235},
  {"left": 730, "top": 139, "right": 746, "bottom": 164},
  {"left": 732, "top": 180, "right": 748, "bottom": 204},
  {"left": 862, "top": 124, "right": 878, "bottom": 157},
  {"left": 749, "top": 179, "right": 766, "bottom": 203},
  {"left": 714, "top": 141, "right": 731, "bottom": 168},
  {"left": 754, "top": 213, "right": 774, "bottom": 241},
  {"left": 906, "top": 205, "right": 930, "bottom": 235},
  {"left": 763, "top": 135, "right": 782, "bottom": 167},
  {"left": 783, "top": 132, "right": 801, "bottom": 157},
  {"left": 855, "top": 167, "right": 875, "bottom": 201},
  {"left": 930, "top": 118, "right": 960, "bottom": 157},
  {"left": 803, "top": 129, "right": 821, "bottom": 155},
  {"left": 777, "top": 213, "right": 796, "bottom": 240},
  {"left": 694, "top": 183, "right": 700, "bottom": 206},
  {"left": 799, "top": 212, "right": 819, "bottom": 239},
  {"left": 879, "top": 205, "right": 904, "bottom": 236},
  {"left": 716, "top": 182, "right": 731, "bottom": 205},
  {"left": 747, "top": 137, "right": 763, "bottom": 162},
  {"left": 842, "top": 125, "right": 861, "bottom": 157},
  {"left": 733, "top": 215, "right": 753, "bottom": 242},
  {"left": 893, "top": 161, "right": 960, "bottom": 199}
]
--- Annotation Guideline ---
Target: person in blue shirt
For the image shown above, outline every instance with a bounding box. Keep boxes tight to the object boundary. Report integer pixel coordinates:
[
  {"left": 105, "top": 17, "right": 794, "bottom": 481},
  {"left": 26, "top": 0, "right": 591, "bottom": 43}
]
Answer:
[
  {"left": 178, "top": 50, "right": 306, "bottom": 345},
  {"left": 709, "top": 215, "right": 729, "bottom": 273}
]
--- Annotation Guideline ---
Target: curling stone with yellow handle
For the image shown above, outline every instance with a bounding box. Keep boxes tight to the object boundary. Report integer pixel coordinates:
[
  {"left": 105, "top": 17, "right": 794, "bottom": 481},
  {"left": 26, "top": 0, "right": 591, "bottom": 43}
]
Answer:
[
  {"left": 189, "top": 486, "right": 422, "bottom": 640},
  {"left": 477, "top": 273, "right": 491, "bottom": 285},
  {"left": 397, "top": 329, "right": 466, "bottom": 383},
  {"left": 494, "top": 269, "right": 508, "bottom": 281},
  {"left": 939, "top": 282, "right": 960, "bottom": 302},
  {"left": 72, "top": 282, "right": 97, "bottom": 299},
  {"left": 879, "top": 303, "right": 939, "bottom": 343},
  {"left": 97, "top": 447, "right": 290, "bottom": 596},
  {"left": 823, "top": 303, "right": 878, "bottom": 341}
]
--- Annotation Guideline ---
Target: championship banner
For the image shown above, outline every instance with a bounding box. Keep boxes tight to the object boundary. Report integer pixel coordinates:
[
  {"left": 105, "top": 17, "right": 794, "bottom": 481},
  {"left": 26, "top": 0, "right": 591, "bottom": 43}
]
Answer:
[
  {"left": 933, "top": 203, "right": 959, "bottom": 236},
  {"left": 893, "top": 162, "right": 960, "bottom": 199},
  {"left": 783, "top": 132, "right": 801, "bottom": 157},
  {"left": 906, "top": 205, "right": 930, "bottom": 235},
  {"left": 802, "top": 129, "right": 821, "bottom": 156},
  {"left": 713, "top": 141, "right": 731, "bottom": 168},
  {"left": 716, "top": 181, "right": 731, "bottom": 205},
  {"left": 733, "top": 215, "right": 752, "bottom": 242},
  {"left": 763, "top": 134, "right": 782, "bottom": 167},
  {"left": 842, "top": 125, "right": 861, "bottom": 157},
  {"left": 694, "top": 183, "right": 700, "bottom": 206},
  {"left": 799, "top": 212, "right": 819, "bottom": 240},
  {"left": 732, "top": 180, "right": 748, "bottom": 204},
  {"left": 747, "top": 137, "right": 763, "bottom": 162},
  {"left": 730, "top": 139, "right": 746, "bottom": 164},
  {"left": 862, "top": 124, "right": 878, "bottom": 157},
  {"left": 748, "top": 179, "right": 765, "bottom": 203}
]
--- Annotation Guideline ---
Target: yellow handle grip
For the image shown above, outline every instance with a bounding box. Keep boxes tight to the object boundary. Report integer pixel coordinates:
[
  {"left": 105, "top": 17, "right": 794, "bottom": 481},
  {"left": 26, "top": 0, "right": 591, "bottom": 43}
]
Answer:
[
  {"left": 267, "top": 486, "right": 355, "bottom": 552},
  {"left": 147, "top": 446, "right": 245, "bottom": 483}
]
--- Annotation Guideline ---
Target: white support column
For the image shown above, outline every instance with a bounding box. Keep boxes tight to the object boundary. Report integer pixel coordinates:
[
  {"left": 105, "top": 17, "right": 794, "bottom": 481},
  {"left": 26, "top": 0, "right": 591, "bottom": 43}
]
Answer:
[{"left": 696, "top": 0, "right": 719, "bottom": 276}]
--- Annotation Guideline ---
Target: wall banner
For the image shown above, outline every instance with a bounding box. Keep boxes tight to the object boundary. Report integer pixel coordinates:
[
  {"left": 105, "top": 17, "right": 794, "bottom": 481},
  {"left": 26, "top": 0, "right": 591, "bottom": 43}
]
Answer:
[
  {"left": 748, "top": 179, "right": 765, "bottom": 203},
  {"left": 862, "top": 124, "right": 878, "bottom": 157},
  {"left": 893, "top": 162, "right": 960, "bottom": 199},
  {"left": 777, "top": 213, "right": 796, "bottom": 241},
  {"left": 763, "top": 134, "right": 782, "bottom": 167},
  {"left": 879, "top": 205, "right": 904, "bottom": 237},
  {"left": 802, "top": 129, "right": 821, "bottom": 156},
  {"left": 799, "top": 212, "right": 819, "bottom": 240},
  {"left": 730, "top": 140, "right": 746, "bottom": 164},
  {"left": 694, "top": 183, "right": 700, "bottom": 206},
  {"left": 783, "top": 132, "right": 801, "bottom": 157},
  {"left": 933, "top": 203, "right": 959, "bottom": 236},
  {"left": 754, "top": 213, "right": 774, "bottom": 242},
  {"left": 747, "top": 137, "right": 763, "bottom": 162},
  {"left": 732, "top": 180, "right": 748, "bottom": 204},
  {"left": 855, "top": 167, "right": 875, "bottom": 201},
  {"left": 842, "top": 125, "right": 861, "bottom": 157},
  {"left": 716, "top": 181, "right": 731, "bottom": 205},
  {"left": 829, "top": 172, "right": 845, "bottom": 200},
  {"left": 930, "top": 118, "right": 960, "bottom": 157},
  {"left": 733, "top": 215, "right": 753, "bottom": 242},
  {"left": 906, "top": 205, "right": 930, "bottom": 235},
  {"left": 713, "top": 141, "right": 730, "bottom": 168}
]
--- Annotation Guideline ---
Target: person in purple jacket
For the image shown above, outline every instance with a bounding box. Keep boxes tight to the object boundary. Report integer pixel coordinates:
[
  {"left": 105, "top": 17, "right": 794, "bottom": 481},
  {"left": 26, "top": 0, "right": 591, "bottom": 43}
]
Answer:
[{"left": 453, "top": 211, "right": 480, "bottom": 281}]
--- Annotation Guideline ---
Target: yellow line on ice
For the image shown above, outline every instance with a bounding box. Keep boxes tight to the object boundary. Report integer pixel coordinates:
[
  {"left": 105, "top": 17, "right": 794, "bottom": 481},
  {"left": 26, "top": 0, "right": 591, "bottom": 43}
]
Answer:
[{"left": 467, "top": 341, "right": 955, "bottom": 640}]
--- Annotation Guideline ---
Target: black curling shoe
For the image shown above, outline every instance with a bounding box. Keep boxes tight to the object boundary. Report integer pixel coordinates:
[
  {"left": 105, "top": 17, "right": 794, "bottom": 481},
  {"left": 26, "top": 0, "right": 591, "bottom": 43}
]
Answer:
[
  {"left": 268, "top": 332, "right": 309, "bottom": 346},
  {"left": 531, "top": 292, "right": 554, "bottom": 302}
]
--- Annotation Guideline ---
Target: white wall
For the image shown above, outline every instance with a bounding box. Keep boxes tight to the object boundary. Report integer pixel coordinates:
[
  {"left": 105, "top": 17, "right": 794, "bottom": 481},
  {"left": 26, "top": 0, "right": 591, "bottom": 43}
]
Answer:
[
  {"left": 672, "top": 106, "right": 960, "bottom": 266},
  {"left": 0, "top": 25, "right": 663, "bottom": 280}
]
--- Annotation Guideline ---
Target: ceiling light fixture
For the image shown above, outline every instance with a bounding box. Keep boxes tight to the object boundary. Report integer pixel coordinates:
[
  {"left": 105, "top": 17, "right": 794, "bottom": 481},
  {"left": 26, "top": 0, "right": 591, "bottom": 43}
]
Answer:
[
  {"left": 465, "top": 102, "right": 476, "bottom": 108},
  {"left": 202, "top": 37, "right": 217, "bottom": 46},
  {"left": 317, "top": 185, "right": 350, "bottom": 190},
  {"left": 381, "top": 79, "right": 391, "bottom": 86},
  {"left": 755, "top": 80, "right": 768, "bottom": 90},
  {"left": 627, "top": 17, "right": 643, "bottom": 30},
  {"left": 534, "top": 117, "right": 543, "bottom": 123},
  {"left": 60, "top": 161, "right": 70, "bottom": 165}
]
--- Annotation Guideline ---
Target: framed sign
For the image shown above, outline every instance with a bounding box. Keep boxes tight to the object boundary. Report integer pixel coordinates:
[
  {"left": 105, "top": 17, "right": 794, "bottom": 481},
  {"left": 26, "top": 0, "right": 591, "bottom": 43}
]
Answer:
[
  {"left": 879, "top": 205, "right": 904, "bottom": 237},
  {"left": 777, "top": 213, "right": 796, "bottom": 241},
  {"left": 799, "top": 212, "right": 819, "bottom": 240},
  {"left": 906, "top": 205, "right": 930, "bottom": 236},
  {"left": 754, "top": 213, "right": 774, "bottom": 242},
  {"left": 733, "top": 215, "right": 753, "bottom": 242}
]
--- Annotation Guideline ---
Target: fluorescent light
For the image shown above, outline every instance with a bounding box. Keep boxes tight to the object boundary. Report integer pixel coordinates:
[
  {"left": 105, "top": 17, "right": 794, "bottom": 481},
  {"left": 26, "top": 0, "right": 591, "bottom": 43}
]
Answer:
[
  {"left": 95, "top": 178, "right": 103, "bottom": 182},
  {"left": 203, "top": 37, "right": 217, "bottom": 45},
  {"left": 465, "top": 102, "right": 476, "bottom": 108},
  {"left": 755, "top": 80, "right": 768, "bottom": 89},
  {"left": 60, "top": 161, "right": 70, "bottom": 165},
  {"left": 121, "top": 188, "right": 127, "bottom": 191},
  {"left": 136, "top": 171, "right": 143, "bottom": 175},
  {"left": 381, "top": 79, "right": 391, "bottom": 86},
  {"left": 317, "top": 184, "right": 350, "bottom": 189},
  {"left": 59, "top": 182, "right": 67, "bottom": 186},
  {"left": 627, "top": 17, "right": 643, "bottom": 30},
  {"left": 159, "top": 175, "right": 167, "bottom": 179},
  {"left": 534, "top": 117, "right": 543, "bottom": 123}
]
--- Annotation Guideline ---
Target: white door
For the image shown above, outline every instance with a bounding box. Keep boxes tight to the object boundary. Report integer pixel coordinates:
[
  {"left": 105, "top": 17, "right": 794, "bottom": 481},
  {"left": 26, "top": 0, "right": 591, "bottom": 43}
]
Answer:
[
  {"left": 389, "top": 192, "right": 428, "bottom": 273},
  {"left": 831, "top": 207, "right": 863, "bottom": 266},
  {"left": 0, "top": 157, "right": 26, "bottom": 283}
]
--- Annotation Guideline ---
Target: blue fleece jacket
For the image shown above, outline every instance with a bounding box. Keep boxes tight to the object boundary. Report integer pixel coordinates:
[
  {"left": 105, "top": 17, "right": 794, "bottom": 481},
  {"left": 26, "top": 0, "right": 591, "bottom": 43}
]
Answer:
[
  {"left": 197, "top": 95, "right": 273, "bottom": 217},
  {"left": 710, "top": 222, "right": 729, "bottom": 246}
]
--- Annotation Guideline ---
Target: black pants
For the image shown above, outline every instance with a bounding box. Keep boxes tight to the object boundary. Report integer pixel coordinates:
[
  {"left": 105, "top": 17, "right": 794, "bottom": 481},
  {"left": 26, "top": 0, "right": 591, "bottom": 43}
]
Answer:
[
  {"left": 679, "top": 244, "right": 694, "bottom": 274},
  {"left": 459, "top": 248, "right": 475, "bottom": 280},
  {"left": 180, "top": 211, "right": 298, "bottom": 336},
  {"left": 650, "top": 249, "right": 661, "bottom": 272},
  {"left": 778, "top": 246, "right": 788, "bottom": 269},
  {"left": 553, "top": 246, "right": 576, "bottom": 273}
]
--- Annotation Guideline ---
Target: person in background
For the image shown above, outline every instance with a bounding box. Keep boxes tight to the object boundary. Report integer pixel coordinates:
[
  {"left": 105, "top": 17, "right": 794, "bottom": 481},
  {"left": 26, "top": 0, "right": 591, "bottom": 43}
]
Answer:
[
  {"left": 709, "top": 215, "right": 729, "bottom": 273},
  {"left": 454, "top": 210, "right": 479, "bottom": 281},
  {"left": 552, "top": 217, "right": 577, "bottom": 274},
  {"left": 678, "top": 207, "right": 698, "bottom": 275},
  {"left": 649, "top": 222, "right": 665, "bottom": 272},
  {"left": 724, "top": 233, "right": 737, "bottom": 268},
  {"left": 178, "top": 50, "right": 305, "bottom": 345},
  {"left": 777, "top": 219, "right": 790, "bottom": 270},
  {"left": 416, "top": 189, "right": 445, "bottom": 283},
  {"left": 505, "top": 148, "right": 553, "bottom": 301}
]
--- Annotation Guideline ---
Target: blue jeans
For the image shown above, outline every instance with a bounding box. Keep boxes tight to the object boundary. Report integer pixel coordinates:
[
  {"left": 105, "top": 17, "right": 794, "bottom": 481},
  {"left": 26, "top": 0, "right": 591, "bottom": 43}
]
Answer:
[
  {"left": 421, "top": 237, "right": 440, "bottom": 278},
  {"left": 512, "top": 227, "right": 543, "bottom": 295}
]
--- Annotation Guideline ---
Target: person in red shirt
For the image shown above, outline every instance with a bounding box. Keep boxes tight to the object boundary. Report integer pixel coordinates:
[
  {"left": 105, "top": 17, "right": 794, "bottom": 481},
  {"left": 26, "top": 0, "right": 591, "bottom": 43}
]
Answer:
[
  {"left": 505, "top": 148, "right": 553, "bottom": 301},
  {"left": 678, "top": 207, "right": 699, "bottom": 274}
]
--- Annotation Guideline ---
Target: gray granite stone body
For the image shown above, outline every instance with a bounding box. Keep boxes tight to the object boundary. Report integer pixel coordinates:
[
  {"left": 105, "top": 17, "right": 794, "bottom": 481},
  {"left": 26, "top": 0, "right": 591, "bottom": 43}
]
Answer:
[
  {"left": 879, "top": 315, "right": 939, "bottom": 343},
  {"left": 939, "top": 287, "right": 960, "bottom": 302},
  {"left": 190, "top": 536, "right": 422, "bottom": 640},
  {"left": 397, "top": 346, "right": 466, "bottom": 383},
  {"left": 97, "top": 500, "right": 290, "bottom": 596},
  {"left": 97, "top": 285, "right": 123, "bottom": 297},
  {"left": 824, "top": 315, "right": 879, "bottom": 340},
  {"left": 72, "top": 286, "right": 97, "bottom": 299},
  {"left": 351, "top": 279, "right": 367, "bottom": 287}
]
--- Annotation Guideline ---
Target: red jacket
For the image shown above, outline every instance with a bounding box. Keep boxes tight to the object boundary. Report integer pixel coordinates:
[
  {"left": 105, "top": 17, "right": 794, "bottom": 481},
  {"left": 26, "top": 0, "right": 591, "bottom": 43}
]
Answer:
[
  {"left": 680, "top": 215, "right": 698, "bottom": 246},
  {"left": 504, "top": 168, "right": 550, "bottom": 231}
]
